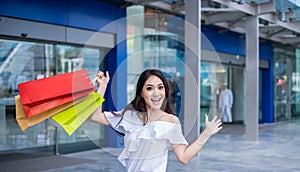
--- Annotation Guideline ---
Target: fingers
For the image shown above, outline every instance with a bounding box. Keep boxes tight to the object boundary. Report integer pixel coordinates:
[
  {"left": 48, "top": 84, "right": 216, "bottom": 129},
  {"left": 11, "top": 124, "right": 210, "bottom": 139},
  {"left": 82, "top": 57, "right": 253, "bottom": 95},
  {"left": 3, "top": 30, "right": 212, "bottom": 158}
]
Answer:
[
  {"left": 96, "top": 71, "right": 110, "bottom": 80},
  {"left": 205, "top": 115, "right": 218, "bottom": 123},
  {"left": 216, "top": 118, "right": 222, "bottom": 124},
  {"left": 205, "top": 114, "right": 223, "bottom": 135},
  {"left": 95, "top": 71, "right": 110, "bottom": 87},
  {"left": 96, "top": 71, "right": 104, "bottom": 79},
  {"left": 212, "top": 116, "right": 217, "bottom": 122},
  {"left": 97, "top": 71, "right": 104, "bottom": 75},
  {"left": 106, "top": 71, "right": 110, "bottom": 80}
]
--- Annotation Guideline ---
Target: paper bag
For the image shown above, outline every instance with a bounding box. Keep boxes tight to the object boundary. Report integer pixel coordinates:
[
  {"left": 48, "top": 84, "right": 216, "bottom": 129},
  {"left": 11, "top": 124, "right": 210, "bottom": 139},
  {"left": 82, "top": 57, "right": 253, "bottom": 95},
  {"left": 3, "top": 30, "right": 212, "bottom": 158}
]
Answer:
[
  {"left": 18, "top": 70, "right": 95, "bottom": 118},
  {"left": 51, "top": 92, "right": 104, "bottom": 136},
  {"left": 15, "top": 95, "right": 87, "bottom": 131}
]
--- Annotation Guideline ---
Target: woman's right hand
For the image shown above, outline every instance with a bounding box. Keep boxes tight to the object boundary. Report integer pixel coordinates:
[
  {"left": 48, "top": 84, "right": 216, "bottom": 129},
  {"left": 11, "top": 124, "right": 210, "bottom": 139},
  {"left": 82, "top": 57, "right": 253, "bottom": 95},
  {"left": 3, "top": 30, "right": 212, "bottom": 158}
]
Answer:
[
  {"left": 96, "top": 71, "right": 110, "bottom": 96},
  {"left": 204, "top": 114, "right": 222, "bottom": 136}
]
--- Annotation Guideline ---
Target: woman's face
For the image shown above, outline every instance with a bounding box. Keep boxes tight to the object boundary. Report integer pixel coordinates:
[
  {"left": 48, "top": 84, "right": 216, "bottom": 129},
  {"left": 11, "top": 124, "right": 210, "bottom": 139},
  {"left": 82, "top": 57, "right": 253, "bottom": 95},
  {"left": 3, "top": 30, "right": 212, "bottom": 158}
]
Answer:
[{"left": 141, "top": 75, "right": 166, "bottom": 111}]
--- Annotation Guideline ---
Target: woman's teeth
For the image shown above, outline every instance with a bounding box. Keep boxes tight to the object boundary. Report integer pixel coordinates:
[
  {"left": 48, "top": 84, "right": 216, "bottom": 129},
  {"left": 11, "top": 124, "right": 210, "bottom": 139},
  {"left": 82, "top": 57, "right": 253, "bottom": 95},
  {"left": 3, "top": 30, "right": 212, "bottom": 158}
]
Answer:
[{"left": 151, "top": 98, "right": 161, "bottom": 104}]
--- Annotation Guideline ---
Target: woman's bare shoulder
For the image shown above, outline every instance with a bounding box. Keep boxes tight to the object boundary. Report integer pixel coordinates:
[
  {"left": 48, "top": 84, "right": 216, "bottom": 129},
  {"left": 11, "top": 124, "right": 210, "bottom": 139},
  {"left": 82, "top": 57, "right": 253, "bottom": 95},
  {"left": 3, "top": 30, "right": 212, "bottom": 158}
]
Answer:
[{"left": 161, "top": 112, "right": 180, "bottom": 124}]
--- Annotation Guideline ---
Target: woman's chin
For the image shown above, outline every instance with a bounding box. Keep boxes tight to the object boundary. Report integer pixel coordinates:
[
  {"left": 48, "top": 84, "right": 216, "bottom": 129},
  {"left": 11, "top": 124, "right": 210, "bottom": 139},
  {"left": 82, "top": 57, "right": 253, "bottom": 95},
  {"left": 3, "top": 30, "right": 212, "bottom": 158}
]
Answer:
[{"left": 149, "top": 104, "right": 162, "bottom": 111}]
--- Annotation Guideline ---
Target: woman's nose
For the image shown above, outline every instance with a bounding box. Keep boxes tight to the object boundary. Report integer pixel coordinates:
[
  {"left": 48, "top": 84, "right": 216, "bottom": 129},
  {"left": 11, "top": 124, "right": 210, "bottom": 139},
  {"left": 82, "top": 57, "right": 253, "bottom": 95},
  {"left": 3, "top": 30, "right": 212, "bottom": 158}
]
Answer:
[{"left": 153, "top": 88, "right": 159, "bottom": 95}]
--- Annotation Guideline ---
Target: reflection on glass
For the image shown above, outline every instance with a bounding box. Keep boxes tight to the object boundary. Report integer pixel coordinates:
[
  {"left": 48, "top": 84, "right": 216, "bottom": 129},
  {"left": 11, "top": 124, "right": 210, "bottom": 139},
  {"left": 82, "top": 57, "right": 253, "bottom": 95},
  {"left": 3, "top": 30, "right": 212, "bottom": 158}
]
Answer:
[
  {"left": 291, "top": 49, "right": 300, "bottom": 118},
  {"left": 200, "top": 62, "right": 245, "bottom": 125},
  {"left": 274, "top": 46, "right": 297, "bottom": 122},
  {"left": 127, "top": 13, "right": 184, "bottom": 118}
]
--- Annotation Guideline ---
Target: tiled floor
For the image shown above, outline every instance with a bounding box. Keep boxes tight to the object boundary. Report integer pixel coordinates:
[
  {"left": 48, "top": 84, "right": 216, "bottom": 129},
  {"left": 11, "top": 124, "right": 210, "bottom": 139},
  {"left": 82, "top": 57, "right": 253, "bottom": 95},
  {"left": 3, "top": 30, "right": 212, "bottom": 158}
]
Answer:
[{"left": 1, "top": 119, "right": 300, "bottom": 172}]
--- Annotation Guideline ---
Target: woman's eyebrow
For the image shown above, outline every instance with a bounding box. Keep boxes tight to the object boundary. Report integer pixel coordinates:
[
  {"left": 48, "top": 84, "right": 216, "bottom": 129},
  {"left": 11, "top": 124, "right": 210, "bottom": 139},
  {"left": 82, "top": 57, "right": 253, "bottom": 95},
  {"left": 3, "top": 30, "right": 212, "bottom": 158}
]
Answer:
[
  {"left": 144, "top": 84, "right": 153, "bottom": 87},
  {"left": 145, "top": 83, "right": 163, "bottom": 86}
]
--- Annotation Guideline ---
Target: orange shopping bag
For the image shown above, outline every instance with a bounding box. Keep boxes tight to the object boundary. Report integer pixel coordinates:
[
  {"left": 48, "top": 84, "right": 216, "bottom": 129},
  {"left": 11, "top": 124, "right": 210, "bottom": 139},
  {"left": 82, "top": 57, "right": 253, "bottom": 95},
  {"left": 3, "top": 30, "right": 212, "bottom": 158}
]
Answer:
[
  {"left": 18, "top": 69, "right": 95, "bottom": 118},
  {"left": 15, "top": 95, "right": 87, "bottom": 131}
]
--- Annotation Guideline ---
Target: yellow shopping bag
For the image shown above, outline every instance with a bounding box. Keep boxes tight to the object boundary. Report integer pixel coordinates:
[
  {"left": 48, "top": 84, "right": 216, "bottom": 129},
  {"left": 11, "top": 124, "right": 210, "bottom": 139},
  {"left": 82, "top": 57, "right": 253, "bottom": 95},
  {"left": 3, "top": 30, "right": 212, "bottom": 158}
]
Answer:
[{"left": 51, "top": 92, "right": 104, "bottom": 136}]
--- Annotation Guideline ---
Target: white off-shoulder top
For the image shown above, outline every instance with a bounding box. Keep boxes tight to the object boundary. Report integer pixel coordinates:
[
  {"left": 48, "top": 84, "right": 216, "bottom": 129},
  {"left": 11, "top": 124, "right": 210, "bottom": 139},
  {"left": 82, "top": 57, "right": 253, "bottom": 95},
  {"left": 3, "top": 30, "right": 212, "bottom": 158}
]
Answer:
[{"left": 104, "top": 110, "right": 188, "bottom": 172}]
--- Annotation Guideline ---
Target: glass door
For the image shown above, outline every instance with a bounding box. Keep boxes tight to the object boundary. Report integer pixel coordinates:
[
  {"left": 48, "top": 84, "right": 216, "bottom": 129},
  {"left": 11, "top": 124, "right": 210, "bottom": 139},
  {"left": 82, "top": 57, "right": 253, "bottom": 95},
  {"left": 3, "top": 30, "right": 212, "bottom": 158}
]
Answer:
[
  {"left": 200, "top": 63, "right": 245, "bottom": 124},
  {"left": 230, "top": 66, "right": 245, "bottom": 124},
  {"left": 0, "top": 38, "right": 108, "bottom": 157},
  {"left": 291, "top": 49, "right": 300, "bottom": 119},
  {"left": 274, "top": 46, "right": 295, "bottom": 122},
  {"left": 126, "top": 11, "right": 185, "bottom": 117}
]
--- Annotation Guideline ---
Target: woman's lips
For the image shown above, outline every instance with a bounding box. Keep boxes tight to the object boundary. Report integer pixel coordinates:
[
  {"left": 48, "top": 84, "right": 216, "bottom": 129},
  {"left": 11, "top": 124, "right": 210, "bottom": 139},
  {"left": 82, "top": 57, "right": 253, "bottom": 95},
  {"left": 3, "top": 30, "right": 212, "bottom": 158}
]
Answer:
[{"left": 151, "top": 98, "right": 161, "bottom": 105}]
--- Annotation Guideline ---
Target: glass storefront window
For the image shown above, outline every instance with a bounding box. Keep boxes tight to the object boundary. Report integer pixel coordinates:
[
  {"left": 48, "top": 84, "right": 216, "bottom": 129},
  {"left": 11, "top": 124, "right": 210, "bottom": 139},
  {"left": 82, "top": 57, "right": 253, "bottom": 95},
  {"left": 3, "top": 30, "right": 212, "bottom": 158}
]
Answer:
[
  {"left": 291, "top": 49, "right": 300, "bottom": 118},
  {"left": 0, "top": 39, "right": 56, "bottom": 153},
  {"left": 274, "top": 46, "right": 296, "bottom": 122},
  {"left": 126, "top": 11, "right": 185, "bottom": 117},
  {"left": 55, "top": 44, "right": 106, "bottom": 152},
  {"left": 0, "top": 38, "right": 108, "bottom": 154},
  {"left": 56, "top": 45, "right": 101, "bottom": 75},
  {"left": 200, "top": 62, "right": 246, "bottom": 125},
  {"left": 0, "top": 40, "right": 55, "bottom": 97}
]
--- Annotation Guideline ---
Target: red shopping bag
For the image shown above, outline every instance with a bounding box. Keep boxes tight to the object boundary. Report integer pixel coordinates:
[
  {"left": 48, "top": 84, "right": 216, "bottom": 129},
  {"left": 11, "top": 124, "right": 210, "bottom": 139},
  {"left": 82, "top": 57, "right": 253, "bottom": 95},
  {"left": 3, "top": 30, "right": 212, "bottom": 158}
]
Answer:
[{"left": 18, "top": 69, "right": 95, "bottom": 118}]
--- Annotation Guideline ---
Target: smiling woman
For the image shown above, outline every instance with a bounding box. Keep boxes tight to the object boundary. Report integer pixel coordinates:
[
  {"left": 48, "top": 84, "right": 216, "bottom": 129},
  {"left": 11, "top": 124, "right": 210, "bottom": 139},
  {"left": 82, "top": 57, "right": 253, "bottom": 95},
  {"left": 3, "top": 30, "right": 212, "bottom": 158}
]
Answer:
[{"left": 89, "top": 69, "right": 223, "bottom": 172}]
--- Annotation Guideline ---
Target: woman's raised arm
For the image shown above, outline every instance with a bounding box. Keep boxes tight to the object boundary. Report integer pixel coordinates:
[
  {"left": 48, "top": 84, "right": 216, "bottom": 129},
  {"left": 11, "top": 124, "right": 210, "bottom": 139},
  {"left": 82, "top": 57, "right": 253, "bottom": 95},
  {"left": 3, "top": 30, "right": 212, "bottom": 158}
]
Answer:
[
  {"left": 172, "top": 115, "right": 222, "bottom": 164},
  {"left": 90, "top": 71, "right": 110, "bottom": 125}
]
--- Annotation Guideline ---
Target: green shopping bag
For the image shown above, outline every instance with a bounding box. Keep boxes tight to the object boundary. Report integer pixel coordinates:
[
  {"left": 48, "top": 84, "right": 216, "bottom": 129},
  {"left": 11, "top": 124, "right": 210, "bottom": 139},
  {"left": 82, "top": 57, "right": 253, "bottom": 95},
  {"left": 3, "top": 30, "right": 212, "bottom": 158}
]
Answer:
[{"left": 51, "top": 92, "right": 104, "bottom": 136}]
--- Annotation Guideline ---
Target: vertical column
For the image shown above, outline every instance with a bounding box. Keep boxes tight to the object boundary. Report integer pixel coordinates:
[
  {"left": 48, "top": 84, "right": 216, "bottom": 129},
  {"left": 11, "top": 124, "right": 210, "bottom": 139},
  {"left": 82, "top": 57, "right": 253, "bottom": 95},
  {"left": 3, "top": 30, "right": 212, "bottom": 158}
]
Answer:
[
  {"left": 286, "top": 54, "right": 292, "bottom": 121},
  {"left": 246, "top": 15, "right": 259, "bottom": 141},
  {"left": 184, "top": 0, "right": 201, "bottom": 143},
  {"left": 126, "top": 5, "right": 144, "bottom": 74}
]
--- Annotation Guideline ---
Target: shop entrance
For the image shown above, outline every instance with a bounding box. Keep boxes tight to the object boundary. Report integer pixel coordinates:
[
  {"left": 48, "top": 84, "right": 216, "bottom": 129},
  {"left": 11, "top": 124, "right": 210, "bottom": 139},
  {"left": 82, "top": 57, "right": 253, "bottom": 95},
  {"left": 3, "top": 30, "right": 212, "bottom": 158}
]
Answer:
[
  {"left": 274, "top": 46, "right": 299, "bottom": 122},
  {"left": 201, "top": 63, "right": 246, "bottom": 124}
]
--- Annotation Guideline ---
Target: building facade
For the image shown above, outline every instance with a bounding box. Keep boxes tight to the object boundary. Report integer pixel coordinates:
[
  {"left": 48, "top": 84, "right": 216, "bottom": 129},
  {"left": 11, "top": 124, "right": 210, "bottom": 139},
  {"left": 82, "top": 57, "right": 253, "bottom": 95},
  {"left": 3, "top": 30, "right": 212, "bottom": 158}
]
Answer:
[{"left": 0, "top": 0, "right": 299, "bottom": 156}]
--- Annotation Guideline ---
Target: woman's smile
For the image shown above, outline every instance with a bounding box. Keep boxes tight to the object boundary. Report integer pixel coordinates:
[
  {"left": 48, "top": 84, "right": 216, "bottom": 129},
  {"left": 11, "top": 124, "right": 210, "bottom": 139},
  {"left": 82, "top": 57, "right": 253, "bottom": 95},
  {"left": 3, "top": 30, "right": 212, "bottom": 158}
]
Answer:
[{"left": 151, "top": 97, "right": 162, "bottom": 105}]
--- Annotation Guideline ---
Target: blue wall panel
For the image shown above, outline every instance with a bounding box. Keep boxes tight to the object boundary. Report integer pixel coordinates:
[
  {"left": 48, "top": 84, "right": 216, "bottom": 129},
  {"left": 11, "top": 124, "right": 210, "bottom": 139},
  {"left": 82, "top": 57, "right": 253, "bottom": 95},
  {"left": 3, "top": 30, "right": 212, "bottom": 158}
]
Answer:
[
  {"left": 0, "top": 0, "right": 123, "bottom": 33},
  {"left": 202, "top": 27, "right": 245, "bottom": 56},
  {"left": 261, "top": 42, "right": 274, "bottom": 123},
  {"left": 104, "top": 8, "right": 127, "bottom": 148},
  {"left": 202, "top": 26, "right": 274, "bottom": 61},
  {"left": 262, "top": 62, "right": 274, "bottom": 123},
  {"left": 260, "top": 41, "right": 273, "bottom": 60},
  {"left": 68, "top": 0, "right": 118, "bottom": 31},
  {"left": 0, "top": 0, "right": 68, "bottom": 25}
]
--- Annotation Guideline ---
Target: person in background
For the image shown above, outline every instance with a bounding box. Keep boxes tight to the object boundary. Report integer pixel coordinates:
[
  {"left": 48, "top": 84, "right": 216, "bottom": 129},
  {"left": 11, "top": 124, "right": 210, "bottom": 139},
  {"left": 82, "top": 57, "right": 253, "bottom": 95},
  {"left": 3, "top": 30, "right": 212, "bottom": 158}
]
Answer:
[
  {"left": 90, "top": 69, "right": 222, "bottom": 172},
  {"left": 218, "top": 83, "right": 233, "bottom": 123}
]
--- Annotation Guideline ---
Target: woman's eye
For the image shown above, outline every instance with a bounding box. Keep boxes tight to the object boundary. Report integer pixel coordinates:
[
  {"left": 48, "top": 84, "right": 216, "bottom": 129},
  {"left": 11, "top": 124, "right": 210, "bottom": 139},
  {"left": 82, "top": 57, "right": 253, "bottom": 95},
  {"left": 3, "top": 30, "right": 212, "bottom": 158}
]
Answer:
[
  {"left": 159, "top": 86, "right": 164, "bottom": 90},
  {"left": 146, "top": 87, "right": 153, "bottom": 91}
]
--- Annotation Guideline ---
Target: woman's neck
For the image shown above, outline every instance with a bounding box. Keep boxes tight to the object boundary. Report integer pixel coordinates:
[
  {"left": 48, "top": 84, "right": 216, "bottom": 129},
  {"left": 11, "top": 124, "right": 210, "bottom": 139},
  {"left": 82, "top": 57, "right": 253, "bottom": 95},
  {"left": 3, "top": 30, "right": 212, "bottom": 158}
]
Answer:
[{"left": 147, "top": 109, "right": 164, "bottom": 122}]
